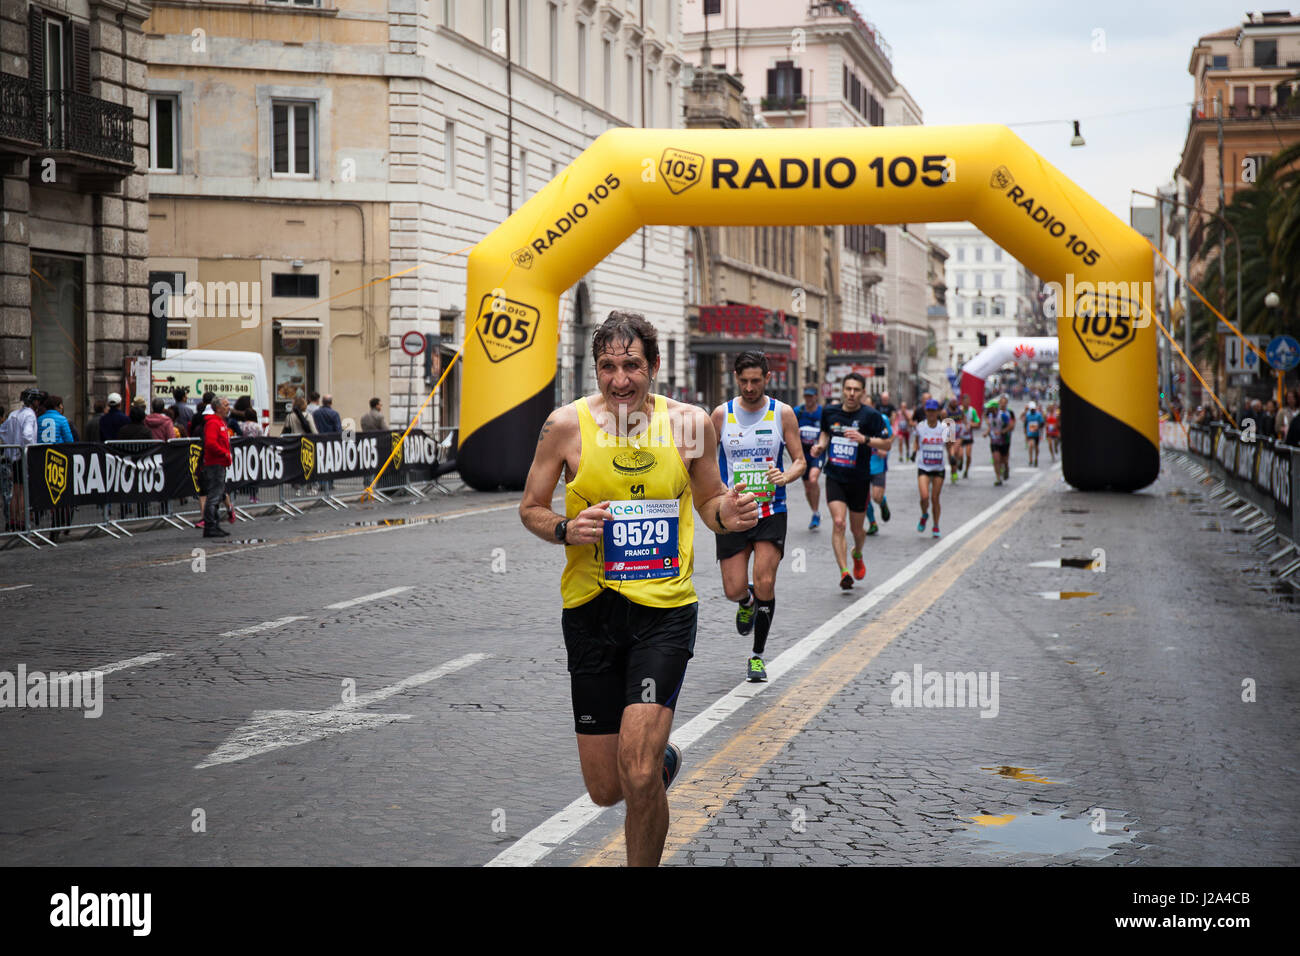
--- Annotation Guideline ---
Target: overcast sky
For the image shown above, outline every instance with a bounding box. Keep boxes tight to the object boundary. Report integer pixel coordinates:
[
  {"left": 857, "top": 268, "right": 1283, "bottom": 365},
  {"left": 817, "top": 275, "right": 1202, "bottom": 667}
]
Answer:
[{"left": 875, "top": 0, "right": 1247, "bottom": 223}]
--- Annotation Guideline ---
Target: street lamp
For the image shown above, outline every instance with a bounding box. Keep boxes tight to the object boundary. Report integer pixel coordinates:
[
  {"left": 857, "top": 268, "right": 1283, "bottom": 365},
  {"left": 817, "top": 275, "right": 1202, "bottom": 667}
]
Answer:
[
  {"left": 1265, "top": 291, "right": 1283, "bottom": 407},
  {"left": 1070, "top": 120, "right": 1085, "bottom": 147}
]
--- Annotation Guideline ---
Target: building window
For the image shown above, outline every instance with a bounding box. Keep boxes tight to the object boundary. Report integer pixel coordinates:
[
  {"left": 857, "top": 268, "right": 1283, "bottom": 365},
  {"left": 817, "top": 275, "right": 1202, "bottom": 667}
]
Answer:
[
  {"left": 274, "top": 331, "right": 317, "bottom": 423},
  {"left": 954, "top": 271, "right": 962, "bottom": 289},
  {"left": 974, "top": 272, "right": 984, "bottom": 290},
  {"left": 272, "top": 274, "right": 320, "bottom": 298},
  {"left": 149, "top": 95, "right": 179, "bottom": 173},
  {"left": 647, "top": 67, "right": 656, "bottom": 126},
  {"left": 765, "top": 60, "right": 802, "bottom": 109},
  {"left": 956, "top": 300, "right": 964, "bottom": 318},
  {"left": 1253, "top": 39, "right": 1277, "bottom": 68},
  {"left": 484, "top": 134, "right": 494, "bottom": 200},
  {"left": 974, "top": 246, "right": 983, "bottom": 262},
  {"left": 955, "top": 329, "right": 963, "bottom": 337},
  {"left": 443, "top": 0, "right": 454, "bottom": 28},
  {"left": 30, "top": 254, "right": 86, "bottom": 432},
  {"left": 445, "top": 119, "right": 456, "bottom": 188},
  {"left": 272, "top": 101, "right": 315, "bottom": 176},
  {"left": 267, "top": 1, "right": 321, "bottom": 6},
  {"left": 973, "top": 299, "right": 985, "bottom": 317},
  {"left": 1232, "top": 85, "right": 1250, "bottom": 116},
  {"left": 992, "top": 298, "right": 1004, "bottom": 316},
  {"left": 483, "top": 0, "right": 493, "bottom": 47},
  {"left": 548, "top": 2, "right": 558, "bottom": 82},
  {"left": 993, "top": 247, "right": 1002, "bottom": 262},
  {"left": 993, "top": 272, "right": 1002, "bottom": 289},
  {"left": 603, "top": 38, "right": 612, "bottom": 110},
  {"left": 1256, "top": 85, "right": 1272, "bottom": 107},
  {"left": 577, "top": 22, "right": 587, "bottom": 97},
  {"left": 626, "top": 54, "right": 635, "bottom": 121},
  {"left": 956, "top": 246, "right": 964, "bottom": 262}
]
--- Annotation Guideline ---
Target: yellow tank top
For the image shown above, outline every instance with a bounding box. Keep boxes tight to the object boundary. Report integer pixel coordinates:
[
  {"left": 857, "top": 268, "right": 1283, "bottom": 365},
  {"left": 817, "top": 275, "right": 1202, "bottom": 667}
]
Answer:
[{"left": 560, "top": 394, "right": 696, "bottom": 609}]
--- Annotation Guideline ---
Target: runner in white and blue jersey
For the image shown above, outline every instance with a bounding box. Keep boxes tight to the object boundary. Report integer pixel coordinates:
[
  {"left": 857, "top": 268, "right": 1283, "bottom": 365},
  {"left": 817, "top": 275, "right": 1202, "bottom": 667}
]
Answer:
[{"left": 712, "top": 352, "right": 805, "bottom": 682}]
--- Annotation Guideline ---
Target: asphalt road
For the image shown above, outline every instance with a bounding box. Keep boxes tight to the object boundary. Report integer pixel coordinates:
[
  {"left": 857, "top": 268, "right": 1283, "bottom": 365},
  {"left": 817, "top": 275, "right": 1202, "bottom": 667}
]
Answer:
[{"left": 0, "top": 434, "right": 1295, "bottom": 866}]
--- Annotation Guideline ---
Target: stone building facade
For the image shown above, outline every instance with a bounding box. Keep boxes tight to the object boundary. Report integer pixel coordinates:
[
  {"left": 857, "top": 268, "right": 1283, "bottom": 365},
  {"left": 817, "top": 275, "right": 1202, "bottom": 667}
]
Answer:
[{"left": 1, "top": 0, "right": 151, "bottom": 431}]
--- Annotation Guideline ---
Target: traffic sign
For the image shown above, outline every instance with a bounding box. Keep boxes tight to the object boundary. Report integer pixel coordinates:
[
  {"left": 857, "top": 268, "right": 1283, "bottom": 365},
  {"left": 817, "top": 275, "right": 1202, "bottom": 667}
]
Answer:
[
  {"left": 1224, "top": 334, "right": 1267, "bottom": 376},
  {"left": 401, "top": 331, "right": 426, "bottom": 357},
  {"left": 1266, "top": 335, "right": 1299, "bottom": 372}
]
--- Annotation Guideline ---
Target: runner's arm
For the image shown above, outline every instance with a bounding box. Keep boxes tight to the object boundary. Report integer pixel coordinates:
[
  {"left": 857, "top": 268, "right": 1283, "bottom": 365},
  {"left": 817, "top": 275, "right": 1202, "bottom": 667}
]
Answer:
[
  {"left": 519, "top": 406, "right": 591, "bottom": 544},
  {"left": 687, "top": 407, "right": 758, "bottom": 533}
]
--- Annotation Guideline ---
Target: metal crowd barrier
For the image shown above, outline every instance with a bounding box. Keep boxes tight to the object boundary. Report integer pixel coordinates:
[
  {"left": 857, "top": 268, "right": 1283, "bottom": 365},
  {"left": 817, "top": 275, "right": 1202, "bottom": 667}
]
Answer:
[
  {"left": 1167, "top": 424, "right": 1300, "bottom": 584},
  {"left": 0, "top": 426, "right": 461, "bottom": 551}
]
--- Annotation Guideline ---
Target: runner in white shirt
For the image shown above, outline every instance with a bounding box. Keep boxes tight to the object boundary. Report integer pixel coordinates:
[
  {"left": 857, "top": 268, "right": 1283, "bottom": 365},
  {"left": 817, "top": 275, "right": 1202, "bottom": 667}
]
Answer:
[{"left": 914, "top": 399, "right": 949, "bottom": 539}]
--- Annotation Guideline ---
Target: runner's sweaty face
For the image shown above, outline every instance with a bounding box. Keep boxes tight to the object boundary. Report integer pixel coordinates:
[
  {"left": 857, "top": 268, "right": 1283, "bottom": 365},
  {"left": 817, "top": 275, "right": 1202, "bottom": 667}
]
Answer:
[
  {"left": 841, "top": 378, "right": 864, "bottom": 411},
  {"left": 595, "top": 339, "right": 657, "bottom": 416},
  {"left": 735, "top": 366, "right": 768, "bottom": 407}
]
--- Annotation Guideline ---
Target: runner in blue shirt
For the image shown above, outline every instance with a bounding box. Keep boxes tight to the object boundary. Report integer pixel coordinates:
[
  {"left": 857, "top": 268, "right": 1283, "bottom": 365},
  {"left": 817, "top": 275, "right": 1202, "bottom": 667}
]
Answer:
[
  {"left": 795, "top": 386, "right": 825, "bottom": 530},
  {"left": 1022, "top": 401, "right": 1046, "bottom": 467},
  {"left": 865, "top": 414, "right": 892, "bottom": 535}
]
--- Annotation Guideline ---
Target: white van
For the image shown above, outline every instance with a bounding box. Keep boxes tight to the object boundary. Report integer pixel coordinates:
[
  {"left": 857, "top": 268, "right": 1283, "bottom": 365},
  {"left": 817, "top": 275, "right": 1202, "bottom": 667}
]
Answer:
[{"left": 152, "top": 349, "right": 272, "bottom": 432}]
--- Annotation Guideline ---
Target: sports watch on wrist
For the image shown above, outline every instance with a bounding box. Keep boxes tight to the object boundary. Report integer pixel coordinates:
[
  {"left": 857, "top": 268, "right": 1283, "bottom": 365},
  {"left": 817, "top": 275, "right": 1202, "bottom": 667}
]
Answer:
[{"left": 554, "top": 518, "right": 569, "bottom": 543}]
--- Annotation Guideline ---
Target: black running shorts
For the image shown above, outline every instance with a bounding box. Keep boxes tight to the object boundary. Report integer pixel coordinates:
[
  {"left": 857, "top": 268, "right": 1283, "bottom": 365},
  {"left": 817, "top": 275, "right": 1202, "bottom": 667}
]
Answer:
[
  {"left": 561, "top": 588, "right": 697, "bottom": 735},
  {"left": 715, "top": 510, "right": 787, "bottom": 561},
  {"left": 990, "top": 441, "right": 1010, "bottom": 454},
  {"left": 825, "top": 475, "right": 871, "bottom": 513}
]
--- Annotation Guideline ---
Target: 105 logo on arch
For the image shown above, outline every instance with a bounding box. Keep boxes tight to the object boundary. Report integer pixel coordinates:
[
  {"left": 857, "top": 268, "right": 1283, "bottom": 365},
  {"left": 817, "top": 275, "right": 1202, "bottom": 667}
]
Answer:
[{"left": 474, "top": 294, "right": 541, "bottom": 363}]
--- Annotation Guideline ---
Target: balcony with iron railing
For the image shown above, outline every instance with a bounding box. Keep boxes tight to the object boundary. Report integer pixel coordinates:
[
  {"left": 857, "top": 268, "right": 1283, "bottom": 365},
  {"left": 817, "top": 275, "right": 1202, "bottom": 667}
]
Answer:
[
  {"left": 759, "top": 94, "right": 807, "bottom": 112},
  {"left": 1, "top": 73, "right": 134, "bottom": 183}
]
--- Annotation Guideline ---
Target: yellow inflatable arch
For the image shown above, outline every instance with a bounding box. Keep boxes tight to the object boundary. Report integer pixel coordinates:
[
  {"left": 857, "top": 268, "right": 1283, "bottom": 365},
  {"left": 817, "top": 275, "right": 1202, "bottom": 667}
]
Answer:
[{"left": 458, "top": 126, "right": 1157, "bottom": 493}]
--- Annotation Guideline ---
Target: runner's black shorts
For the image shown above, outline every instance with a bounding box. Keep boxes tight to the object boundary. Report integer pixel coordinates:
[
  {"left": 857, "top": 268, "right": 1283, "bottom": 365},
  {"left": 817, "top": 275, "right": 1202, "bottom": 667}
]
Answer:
[
  {"left": 716, "top": 510, "right": 787, "bottom": 560},
  {"left": 962, "top": 438, "right": 973, "bottom": 446},
  {"left": 990, "top": 441, "right": 1010, "bottom": 454},
  {"left": 918, "top": 467, "right": 946, "bottom": 477},
  {"left": 561, "top": 587, "right": 697, "bottom": 735},
  {"left": 825, "top": 474, "right": 871, "bottom": 513}
]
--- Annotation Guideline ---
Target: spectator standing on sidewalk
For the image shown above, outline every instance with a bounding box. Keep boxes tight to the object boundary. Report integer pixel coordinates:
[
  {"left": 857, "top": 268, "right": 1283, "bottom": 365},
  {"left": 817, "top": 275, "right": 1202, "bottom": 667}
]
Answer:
[
  {"left": 313, "top": 394, "right": 342, "bottom": 433},
  {"left": 360, "top": 397, "right": 386, "bottom": 432},
  {"left": 1, "top": 388, "right": 43, "bottom": 530},
  {"left": 36, "top": 395, "right": 74, "bottom": 444},
  {"left": 99, "top": 393, "right": 129, "bottom": 441},
  {"left": 201, "top": 396, "right": 233, "bottom": 538},
  {"left": 145, "top": 398, "right": 174, "bottom": 441},
  {"left": 284, "top": 395, "right": 318, "bottom": 435},
  {"left": 305, "top": 391, "right": 321, "bottom": 418},
  {"left": 85, "top": 399, "right": 107, "bottom": 443},
  {"left": 117, "top": 405, "right": 153, "bottom": 441},
  {"left": 171, "top": 387, "right": 194, "bottom": 432}
]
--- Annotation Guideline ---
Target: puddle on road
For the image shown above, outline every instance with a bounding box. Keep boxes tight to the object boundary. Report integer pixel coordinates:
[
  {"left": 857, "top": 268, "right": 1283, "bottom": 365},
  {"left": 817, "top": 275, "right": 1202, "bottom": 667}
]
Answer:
[
  {"left": 1059, "top": 508, "right": 1091, "bottom": 515},
  {"left": 1060, "top": 535, "right": 1083, "bottom": 541},
  {"left": 1036, "top": 591, "right": 1097, "bottom": 600},
  {"left": 981, "top": 765, "right": 1059, "bottom": 785},
  {"left": 1028, "top": 557, "right": 1100, "bottom": 570},
  {"left": 348, "top": 518, "right": 415, "bottom": 528},
  {"left": 962, "top": 812, "right": 1131, "bottom": 857}
]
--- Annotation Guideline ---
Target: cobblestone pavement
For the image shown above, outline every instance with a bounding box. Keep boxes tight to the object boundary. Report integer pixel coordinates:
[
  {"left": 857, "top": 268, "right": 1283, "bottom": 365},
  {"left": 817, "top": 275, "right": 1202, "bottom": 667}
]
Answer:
[{"left": 0, "top": 447, "right": 1295, "bottom": 866}]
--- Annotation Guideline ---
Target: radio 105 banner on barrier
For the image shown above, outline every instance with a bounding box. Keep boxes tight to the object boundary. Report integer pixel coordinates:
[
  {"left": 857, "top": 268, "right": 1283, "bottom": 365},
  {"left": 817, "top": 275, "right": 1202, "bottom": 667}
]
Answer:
[{"left": 24, "top": 431, "right": 442, "bottom": 511}]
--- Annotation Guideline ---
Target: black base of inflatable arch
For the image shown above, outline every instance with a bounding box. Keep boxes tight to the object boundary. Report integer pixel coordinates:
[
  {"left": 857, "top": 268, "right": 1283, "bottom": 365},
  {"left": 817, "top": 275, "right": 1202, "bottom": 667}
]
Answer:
[
  {"left": 457, "top": 379, "right": 556, "bottom": 492},
  {"left": 1059, "top": 380, "right": 1159, "bottom": 492}
]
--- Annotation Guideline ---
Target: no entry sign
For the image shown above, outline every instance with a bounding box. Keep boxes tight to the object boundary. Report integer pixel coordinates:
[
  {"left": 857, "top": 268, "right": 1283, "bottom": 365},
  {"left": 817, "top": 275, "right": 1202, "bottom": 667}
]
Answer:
[{"left": 401, "top": 331, "right": 426, "bottom": 357}]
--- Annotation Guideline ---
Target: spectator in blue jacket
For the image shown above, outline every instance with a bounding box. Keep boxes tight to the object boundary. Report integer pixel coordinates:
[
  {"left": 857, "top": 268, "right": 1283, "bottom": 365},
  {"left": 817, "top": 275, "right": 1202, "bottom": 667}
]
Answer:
[
  {"left": 313, "top": 394, "right": 343, "bottom": 434},
  {"left": 37, "top": 395, "right": 74, "bottom": 444}
]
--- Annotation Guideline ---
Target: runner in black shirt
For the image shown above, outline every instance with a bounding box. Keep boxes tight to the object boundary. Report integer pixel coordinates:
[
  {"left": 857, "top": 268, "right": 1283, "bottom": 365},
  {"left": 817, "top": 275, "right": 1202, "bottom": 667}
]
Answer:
[{"left": 810, "top": 373, "right": 892, "bottom": 590}]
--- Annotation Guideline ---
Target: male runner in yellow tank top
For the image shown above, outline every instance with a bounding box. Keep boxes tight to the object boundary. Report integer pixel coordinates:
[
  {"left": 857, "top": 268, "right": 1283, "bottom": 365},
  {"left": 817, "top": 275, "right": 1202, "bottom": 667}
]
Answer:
[{"left": 520, "top": 311, "right": 759, "bottom": 867}]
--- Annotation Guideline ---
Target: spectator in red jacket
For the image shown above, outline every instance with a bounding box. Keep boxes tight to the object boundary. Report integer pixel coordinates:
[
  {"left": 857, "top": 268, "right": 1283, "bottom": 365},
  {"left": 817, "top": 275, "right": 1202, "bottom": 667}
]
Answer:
[
  {"left": 144, "top": 398, "right": 174, "bottom": 441},
  {"left": 201, "top": 396, "right": 233, "bottom": 538}
]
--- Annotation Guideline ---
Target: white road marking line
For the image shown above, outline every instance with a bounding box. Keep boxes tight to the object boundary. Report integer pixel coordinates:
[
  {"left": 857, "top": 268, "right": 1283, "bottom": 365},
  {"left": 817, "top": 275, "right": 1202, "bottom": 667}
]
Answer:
[
  {"left": 0, "top": 584, "right": 33, "bottom": 591},
  {"left": 195, "top": 652, "right": 489, "bottom": 769},
  {"left": 486, "top": 465, "right": 1058, "bottom": 867},
  {"left": 324, "top": 586, "right": 413, "bottom": 610},
  {"left": 93, "top": 652, "right": 172, "bottom": 675},
  {"left": 152, "top": 543, "right": 280, "bottom": 566},
  {"left": 219, "top": 616, "right": 308, "bottom": 638}
]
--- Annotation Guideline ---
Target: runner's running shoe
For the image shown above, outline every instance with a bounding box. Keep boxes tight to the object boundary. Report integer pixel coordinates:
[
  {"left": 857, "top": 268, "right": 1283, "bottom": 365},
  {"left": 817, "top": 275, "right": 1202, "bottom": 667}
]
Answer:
[
  {"left": 917, "top": 513, "right": 928, "bottom": 532},
  {"left": 932, "top": 526, "right": 941, "bottom": 539},
  {"left": 747, "top": 656, "right": 768, "bottom": 683},
  {"left": 809, "top": 512, "right": 821, "bottom": 530},
  {"left": 867, "top": 522, "right": 879, "bottom": 535},
  {"left": 880, "top": 499, "right": 891, "bottom": 521},
  {"left": 840, "top": 570, "right": 854, "bottom": 590},
  {"left": 736, "top": 585, "right": 756, "bottom": 636},
  {"left": 852, "top": 549, "right": 866, "bottom": 580},
  {"left": 662, "top": 742, "right": 683, "bottom": 790}
]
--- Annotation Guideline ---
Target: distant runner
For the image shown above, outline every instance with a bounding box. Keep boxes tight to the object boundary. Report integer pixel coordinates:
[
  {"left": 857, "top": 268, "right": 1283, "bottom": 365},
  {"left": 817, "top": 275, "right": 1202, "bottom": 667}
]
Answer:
[
  {"left": 1022, "top": 400, "right": 1045, "bottom": 467},
  {"left": 985, "top": 397, "right": 1012, "bottom": 486},
  {"left": 914, "top": 399, "right": 949, "bottom": 538},
  {"left": 713, "top": 352, "right": 805, "bottom": 683},
  {"left": 795, "top": 386, "right": 824, "bottom": 530},
  {"left": 809, "top": 373, "right": 892, "bottom": 590},
  {"left": 1045, "top": 402, "right": 1061, "bottom": 462},
  {"left": 957, "top": 393, "right": 979, "bottom": 479}
]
